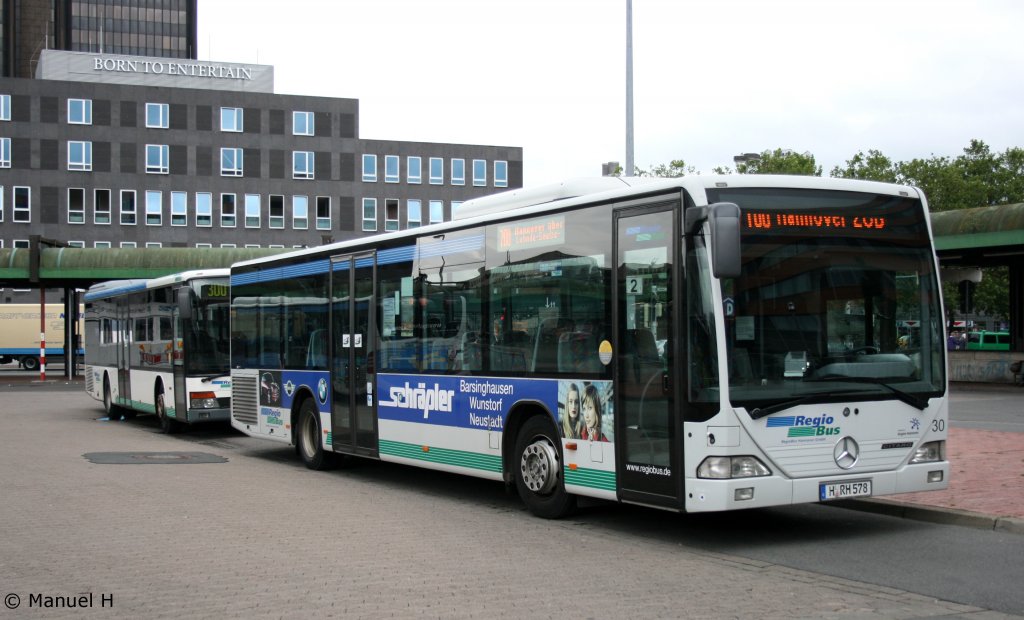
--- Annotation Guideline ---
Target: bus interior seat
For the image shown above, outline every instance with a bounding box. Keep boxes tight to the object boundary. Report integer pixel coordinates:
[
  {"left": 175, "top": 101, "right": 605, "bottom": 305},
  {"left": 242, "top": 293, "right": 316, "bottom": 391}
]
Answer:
[
  {"left": 557, "top": 331, "right": 601, "bottom": 373},
  {"left": 306, "top": 329, "right": 327, "bottom": 369},
  {"left": 533, "top": 317, "right": 573, "bottom": 372}
]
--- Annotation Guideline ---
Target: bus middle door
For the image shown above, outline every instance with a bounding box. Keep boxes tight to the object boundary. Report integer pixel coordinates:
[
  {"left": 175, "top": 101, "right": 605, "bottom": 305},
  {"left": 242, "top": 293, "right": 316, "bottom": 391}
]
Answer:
[{"left": 330, "top": 253, "right": 378, "bottom": 457}]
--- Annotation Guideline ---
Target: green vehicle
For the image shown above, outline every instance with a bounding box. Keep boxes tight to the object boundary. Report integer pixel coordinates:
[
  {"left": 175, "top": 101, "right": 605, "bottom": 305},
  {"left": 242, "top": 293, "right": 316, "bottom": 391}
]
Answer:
[{"left": 966, "top": 331, "right": 1010, "bottom": 351}]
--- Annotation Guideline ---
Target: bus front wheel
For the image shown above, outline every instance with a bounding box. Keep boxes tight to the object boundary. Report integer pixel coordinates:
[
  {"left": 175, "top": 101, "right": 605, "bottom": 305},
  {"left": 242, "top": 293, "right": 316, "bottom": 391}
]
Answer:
[
  {"left": 155, "top": 388, "right": 180, "bottom": 434},
  {"left": 514, "top": 416, "right": 576, "bottom": 519},
  {"left": 296, "top": 398, "right": 335, "bottom": 471}
]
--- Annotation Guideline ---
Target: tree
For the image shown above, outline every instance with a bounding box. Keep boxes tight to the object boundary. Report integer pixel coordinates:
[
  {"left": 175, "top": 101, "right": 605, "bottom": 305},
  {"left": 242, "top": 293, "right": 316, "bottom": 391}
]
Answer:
[
  {"left": 736, "top": 148, "right": 822, "bottom": 176},
  {"left": 830, "top": 149, "right": 899, "bottom": 183},
  {"left": 634, "top": 159, "right": 696, "bottom": 177}
]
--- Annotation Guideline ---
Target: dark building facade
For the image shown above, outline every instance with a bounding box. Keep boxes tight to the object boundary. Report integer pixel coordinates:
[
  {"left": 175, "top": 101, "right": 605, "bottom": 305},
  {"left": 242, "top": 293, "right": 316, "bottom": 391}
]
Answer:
[
  {"left": 2, "top": 0, "right": 196, "bottom": 78},
  {"left": 0, "top": 51, "right": 524, "bottom": 302}
]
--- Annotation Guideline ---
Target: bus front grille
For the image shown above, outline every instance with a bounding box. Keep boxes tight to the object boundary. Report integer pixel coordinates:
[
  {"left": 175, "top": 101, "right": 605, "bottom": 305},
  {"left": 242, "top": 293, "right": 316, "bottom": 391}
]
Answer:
[{"left": 231, "top": 373, "right": 259, "bottom": 426}]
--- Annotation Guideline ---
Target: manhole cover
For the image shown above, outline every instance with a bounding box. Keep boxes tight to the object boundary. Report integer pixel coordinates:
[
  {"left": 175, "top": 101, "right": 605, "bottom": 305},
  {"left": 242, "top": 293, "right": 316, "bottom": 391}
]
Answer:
[{"left": 83, "top": 452, "right": 228, "bottom": 464}]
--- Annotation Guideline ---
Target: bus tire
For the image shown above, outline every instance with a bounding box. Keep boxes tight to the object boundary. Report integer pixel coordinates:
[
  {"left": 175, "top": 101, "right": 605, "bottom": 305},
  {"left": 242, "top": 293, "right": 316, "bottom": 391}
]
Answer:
[
  {"left": 155, "top": 387, "right": 180, "bottom": 434},
  {"left": 103, "top": 376, "right": 122, "bottom": 421},
  {"left": 514, "top": 415, "right": 576, "bottom": 519},
  {"left": 21, "top": 356, "right": 39, "bottom": 371},
  {"left": 296, "top": 398, "right": 335, "bottom": 471}
]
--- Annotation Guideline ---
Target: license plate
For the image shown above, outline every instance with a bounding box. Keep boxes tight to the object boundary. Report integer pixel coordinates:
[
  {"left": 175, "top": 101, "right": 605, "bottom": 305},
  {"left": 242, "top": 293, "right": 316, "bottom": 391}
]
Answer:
[{"left": 819, "top": 480, "right": 872, "bottom": 501}]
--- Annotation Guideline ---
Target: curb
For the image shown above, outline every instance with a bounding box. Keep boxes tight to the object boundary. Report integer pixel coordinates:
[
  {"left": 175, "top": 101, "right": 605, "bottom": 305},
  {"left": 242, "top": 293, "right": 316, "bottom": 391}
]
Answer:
[{"left": 832, "top": 498, "right": 1024, "bottom": 535}]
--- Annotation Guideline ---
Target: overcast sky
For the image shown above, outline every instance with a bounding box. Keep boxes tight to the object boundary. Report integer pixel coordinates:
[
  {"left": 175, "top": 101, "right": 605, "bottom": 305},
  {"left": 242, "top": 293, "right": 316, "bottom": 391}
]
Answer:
[{"left": 198, "top": 0, "right": 1024, "bottom": 186}]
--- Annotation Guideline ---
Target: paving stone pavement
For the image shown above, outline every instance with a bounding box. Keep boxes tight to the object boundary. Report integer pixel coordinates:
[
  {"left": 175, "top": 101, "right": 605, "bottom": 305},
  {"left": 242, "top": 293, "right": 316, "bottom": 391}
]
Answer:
[{"left": 0, "top": 388, "right": 1018, "bottom": 619}]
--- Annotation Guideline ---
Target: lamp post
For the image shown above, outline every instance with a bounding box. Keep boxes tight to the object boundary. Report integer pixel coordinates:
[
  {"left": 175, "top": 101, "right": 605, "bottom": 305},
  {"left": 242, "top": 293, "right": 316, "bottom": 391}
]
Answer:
[{"left": 625, "top": 0, "right": 634, "bottom": 177}]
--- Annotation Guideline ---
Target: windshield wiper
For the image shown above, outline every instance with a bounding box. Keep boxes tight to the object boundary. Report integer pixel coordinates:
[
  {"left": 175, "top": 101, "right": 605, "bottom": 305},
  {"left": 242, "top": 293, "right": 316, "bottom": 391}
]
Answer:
[
  {"left": 201, "top": 372, "right": 229, "bottom": 383},
  {"left": 804, "top": 375, "right": 928, "bottom": 410}
]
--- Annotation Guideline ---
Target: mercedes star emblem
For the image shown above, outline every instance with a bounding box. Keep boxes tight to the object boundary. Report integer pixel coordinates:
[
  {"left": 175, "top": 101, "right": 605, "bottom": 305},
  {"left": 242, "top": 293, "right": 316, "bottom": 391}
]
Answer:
[{"left": 834, "top": 436, "right": 860, "bottom": 469}]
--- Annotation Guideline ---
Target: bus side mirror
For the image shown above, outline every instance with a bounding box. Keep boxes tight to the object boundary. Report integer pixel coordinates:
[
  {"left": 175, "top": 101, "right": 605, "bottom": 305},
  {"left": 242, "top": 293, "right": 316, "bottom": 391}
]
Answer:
[
  {"left": 177, "top": 287, "right": 194, "bottom": 321},
  {"left": 686, "top": 202, "right": 742, "bottom": 279}
]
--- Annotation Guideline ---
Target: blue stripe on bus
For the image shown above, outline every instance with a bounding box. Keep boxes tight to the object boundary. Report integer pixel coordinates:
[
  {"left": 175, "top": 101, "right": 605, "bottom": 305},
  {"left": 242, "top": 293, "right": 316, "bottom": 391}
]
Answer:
[
  {"left": 232, "top": 246, "right": 417, "bottom": 285},
  {"left": 84, "top": 282, "right": 148, "bottom": 301}
]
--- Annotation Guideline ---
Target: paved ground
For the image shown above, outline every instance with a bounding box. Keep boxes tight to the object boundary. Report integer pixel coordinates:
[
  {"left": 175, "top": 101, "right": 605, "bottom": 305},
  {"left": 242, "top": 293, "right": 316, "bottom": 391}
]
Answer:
[{"left": 2, "top": 385, "right": 1018, "bottom": 618}]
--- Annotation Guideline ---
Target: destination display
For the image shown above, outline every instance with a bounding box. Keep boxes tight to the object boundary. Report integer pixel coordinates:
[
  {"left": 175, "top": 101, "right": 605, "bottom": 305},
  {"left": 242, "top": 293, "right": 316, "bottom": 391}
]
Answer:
[{"left": 744, "top": 212, "right": 887, "bottom": 232}]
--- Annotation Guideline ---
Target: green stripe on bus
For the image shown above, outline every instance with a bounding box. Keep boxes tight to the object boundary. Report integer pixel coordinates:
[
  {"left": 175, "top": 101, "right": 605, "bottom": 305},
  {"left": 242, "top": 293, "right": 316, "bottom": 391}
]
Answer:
[
  {"left": 379, "top": 439, "right": 502, "bottom": 473},
  {"left": 564, "top": 467, "right": 617, "bottom": 491},
  {"left": 326, "top": 431, "right": 332, "bottom": 446}
]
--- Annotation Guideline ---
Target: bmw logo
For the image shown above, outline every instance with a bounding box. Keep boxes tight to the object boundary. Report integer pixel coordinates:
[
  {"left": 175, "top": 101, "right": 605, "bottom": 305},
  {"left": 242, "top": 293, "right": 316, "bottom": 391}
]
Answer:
[{"left": 317, "top": 378, "right": 328, "bottom": 404}]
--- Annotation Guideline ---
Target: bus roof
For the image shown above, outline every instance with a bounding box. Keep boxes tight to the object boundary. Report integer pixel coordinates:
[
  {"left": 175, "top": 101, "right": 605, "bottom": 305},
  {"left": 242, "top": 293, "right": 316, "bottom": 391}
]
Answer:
[
  {"left": 232, "top": 175, "right": 923, "bottom": 272},
  {"left": 85, "top": 268, "right": 230, "bottom": 301}
]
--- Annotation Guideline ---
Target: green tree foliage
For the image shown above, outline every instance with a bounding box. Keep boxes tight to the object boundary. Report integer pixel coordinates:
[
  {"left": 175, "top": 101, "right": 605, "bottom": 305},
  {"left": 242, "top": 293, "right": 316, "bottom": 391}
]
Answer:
[
  {"left": 634, "top": 159, "right": 696, "bottom": 177},
  {"left": 829, "top": 149, "right": 898, "bottom": 183},
  {"left": 736, "top": 149, "right": 823, "bottom": 176}
]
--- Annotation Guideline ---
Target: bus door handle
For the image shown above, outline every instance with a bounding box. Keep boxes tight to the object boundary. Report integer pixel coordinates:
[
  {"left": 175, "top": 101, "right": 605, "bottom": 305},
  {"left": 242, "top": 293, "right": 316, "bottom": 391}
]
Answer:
[{"left": 662, "top": 372, "right": 671, "bottom": 394}]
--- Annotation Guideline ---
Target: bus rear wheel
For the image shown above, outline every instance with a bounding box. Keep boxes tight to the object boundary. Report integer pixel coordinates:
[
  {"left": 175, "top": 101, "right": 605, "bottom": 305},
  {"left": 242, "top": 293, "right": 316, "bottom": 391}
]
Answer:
[
  {"left": 155, "top": 389, "right": 180, "bottom": 434},
  {"left": 514, "top": 416, "right": 576, "bottom": 519},
  {"left": 297, "top": 398, "right": 335, "bottom": 471},
  {"left": 103, "top": 376, "right": 121, "bottom": 421},
  {"left": 21, "top": 356, "right": 39, "bottom": 371}
]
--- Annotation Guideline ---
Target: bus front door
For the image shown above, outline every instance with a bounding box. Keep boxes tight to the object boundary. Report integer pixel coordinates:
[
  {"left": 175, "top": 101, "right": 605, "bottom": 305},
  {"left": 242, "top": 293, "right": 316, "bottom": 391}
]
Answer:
[
  {"left": 117, "top": 304, "right": 131, "bottom": 407},
  {"left": 330, "top": 253, "right": 378, "bottom": 457},
  {"left": 614, "top": 206, "right": 682, "bottom": 508}
]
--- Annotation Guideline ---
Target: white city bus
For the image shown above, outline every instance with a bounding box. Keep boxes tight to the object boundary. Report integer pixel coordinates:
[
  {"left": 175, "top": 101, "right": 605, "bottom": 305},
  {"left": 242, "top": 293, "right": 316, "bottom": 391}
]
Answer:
[
  {"left": 85, "top": 269, "right": 231, "bottom": 433},
  {"left": 228, "top": 176, "right": 949, "bottom": 517}
]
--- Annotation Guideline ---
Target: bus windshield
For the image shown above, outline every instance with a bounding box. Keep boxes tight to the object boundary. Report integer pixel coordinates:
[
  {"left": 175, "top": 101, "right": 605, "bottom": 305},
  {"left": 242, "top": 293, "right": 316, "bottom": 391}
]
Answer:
[
  {"left": 184, "top": 278, "right": 231, "bottom": 375},
  {"left": 708, "top": 188, "right": 945, "bottom": 412}
]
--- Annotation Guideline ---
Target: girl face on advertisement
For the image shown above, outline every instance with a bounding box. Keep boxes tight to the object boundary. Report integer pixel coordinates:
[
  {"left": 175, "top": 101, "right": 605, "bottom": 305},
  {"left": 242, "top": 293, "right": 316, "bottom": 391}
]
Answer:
[
  {"left": 583, "top": 394, "right": 598, "bottom": 429},
  {"left": 566, "top": 386, "right": 580, "bottom": 420}
]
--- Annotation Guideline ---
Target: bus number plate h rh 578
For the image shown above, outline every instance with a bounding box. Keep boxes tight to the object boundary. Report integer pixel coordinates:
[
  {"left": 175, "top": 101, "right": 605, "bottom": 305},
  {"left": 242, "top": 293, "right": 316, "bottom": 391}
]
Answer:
[{"left": 819, "top": 480, "right": 872, "bottom": 501}]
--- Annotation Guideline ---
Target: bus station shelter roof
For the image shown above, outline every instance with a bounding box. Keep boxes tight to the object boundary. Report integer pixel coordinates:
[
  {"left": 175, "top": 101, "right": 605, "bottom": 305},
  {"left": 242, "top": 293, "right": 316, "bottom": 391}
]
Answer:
[{"left": 931, "top": 202, "right": 1024, "bottom": 266}]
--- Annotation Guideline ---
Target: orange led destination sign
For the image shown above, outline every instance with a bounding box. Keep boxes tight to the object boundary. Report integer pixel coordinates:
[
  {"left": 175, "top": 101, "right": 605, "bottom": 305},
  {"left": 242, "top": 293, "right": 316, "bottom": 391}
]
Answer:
[
  {"left": 496, "top": 215, "right": 566, "bottom": 251},
  {"left": 745, "top": 212, "right": 887, "bottom": 231}
]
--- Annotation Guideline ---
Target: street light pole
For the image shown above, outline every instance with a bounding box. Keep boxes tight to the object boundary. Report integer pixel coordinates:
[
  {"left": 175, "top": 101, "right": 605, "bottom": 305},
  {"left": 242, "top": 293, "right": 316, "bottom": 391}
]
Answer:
[{"left": 625, "top": 0, "right": 634, "bottom": 177}]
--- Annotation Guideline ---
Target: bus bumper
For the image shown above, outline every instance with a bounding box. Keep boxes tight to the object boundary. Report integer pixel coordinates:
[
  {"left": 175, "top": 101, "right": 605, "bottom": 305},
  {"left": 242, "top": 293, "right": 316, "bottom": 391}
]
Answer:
[
  {"left": 181, "top": 406, "right": 231, "bottom": 424},
  {"left": 685, "top": 461, "right": 950, "bottom": 512}
]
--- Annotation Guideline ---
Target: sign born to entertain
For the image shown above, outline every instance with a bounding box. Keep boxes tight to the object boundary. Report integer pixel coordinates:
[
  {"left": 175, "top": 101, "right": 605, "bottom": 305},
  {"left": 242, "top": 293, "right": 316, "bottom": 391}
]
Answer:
[{"left": 94, "top": 57, "right": 254, "bottom": 80}]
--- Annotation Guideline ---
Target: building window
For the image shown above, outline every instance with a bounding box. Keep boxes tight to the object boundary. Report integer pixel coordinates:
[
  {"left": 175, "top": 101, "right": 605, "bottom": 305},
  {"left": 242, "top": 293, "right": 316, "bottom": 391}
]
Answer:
[
  {"left": 94, "top": 189, "right": 111, "bottom": 224},
  {"left": 146, "top": 190, "right": 162, "bottom": 225},
  {"left": 120, "top": 242, "right": 137, "bottom": 249},
  {"left": 68, "top": 241, "right": 85, "bottom": 248},
  {"left": 0, "top": 138, "right": 10, "bottom": 168},
  {"left": 221, "top": 194, "right": 236, "bottom": 227},
  {"left": 146, "top": 144, "right": 169, "bottom": 174},
  {"left": 407, "top": 156, "right": 422, "bottom": 184},
  {"left": 269, "top": 195, "right": 285, "bottom": 229},
  {"left": 196, "top": 192, "right": 212, "bottom": 227},
  {"left": 0, "top": 95, "right": 10, "bottom": 121},
  {"left": 13, "top": 187, "right": 30, "bottom": 222},
  {"left": 220, "top": 243, "right": 237, "bottom": 248},
  {"left": 473, "top": 159, "right": 487, "bottom": 186},
  {"left": 407, "top": 199, "right": 422, "bottom": 228},
  {"left": 171, "top": 191, "right": 187, "bottom": 226},
  {"left": 221, "top": 147, "right": 243, "bottom": 176},
  {"left": 221, "top": 107, "right": 243, "bottom": 132},
  {"left": 0, "top": 186, "right": 4, "bottom": 222},
  {"left": 68, "top": 141, "right": 92, "bottom": 171},
  {"left": 429, "top": 157, "right": 443, "bottom": 184},
  {"left": 451, "top": 158, "right": 465, "bottom": 186},
  {"left": 244, "top": 244, "right": 261, "bottom": 249},
  {"left": 146, "top": 103, "right": 169, "bottom": 129},
  {"left": 362, "top": 198, "right": 377, "bottom": 231},
  {"left": 316, "top": 196, "right": 331, "bottom": 230},
  {"left": 384, "top": 198, "right": 399, "bottom": 231},
  {"left": 146, "top": 242, "right": 162, "bottom": 249},
  {"left": 68, "top": 98, "right": 92, "bottom": 125},
  {"left": 68, "top": 188, "right": 85, "bottom": 223},
  {"left": 429, "top": 200, "right": 444, "bottom": 224},
  {"left": 292, "top": 195, "right": 308, "bottom": 229},
  {"left": 494, "top": 160, "right": 509, "bottom": 188},
  {"left": 245, "top": 194, "right": 261, "bottom": 228},
  {"left": 362, "top": 154, "right": 377, "bottom": 182},
  {"left": 293, "top": 111, "right": 314, "bottom": 136},
  {"left": 451, "top": 201, "right": 464, "bottom": 218},
  {"left": 94, "top": 241, "right": 111, "bottom": 249},
  {"left": 196, "top": 243, "right": 212, "bottom": 249},
  {"left": 293, "top": 151, "right": 314, "bottom": 179},
  {"left": 120, "top": 190, "right": 136, "bottom": 225},
  {"left": 384, "top": 155, "right": 399, "bottom": 183}
]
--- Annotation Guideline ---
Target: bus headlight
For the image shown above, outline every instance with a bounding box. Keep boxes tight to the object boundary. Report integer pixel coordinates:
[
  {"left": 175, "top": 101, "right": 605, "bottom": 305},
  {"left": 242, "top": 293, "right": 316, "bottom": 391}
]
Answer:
[
  {"left": 697, "top": 456, "right": 771, "bottom": 479},
  {"left": 190, "top": 391, "right": 219, "bottom": 409},
  {"left": 909, "top": 440, "right": 946, "bottom": 464}
]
